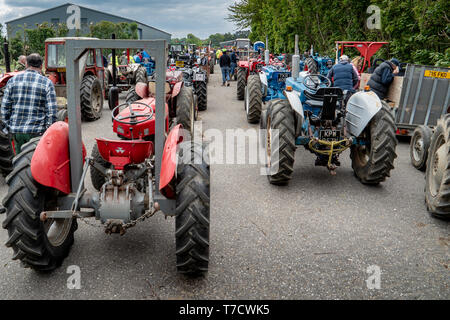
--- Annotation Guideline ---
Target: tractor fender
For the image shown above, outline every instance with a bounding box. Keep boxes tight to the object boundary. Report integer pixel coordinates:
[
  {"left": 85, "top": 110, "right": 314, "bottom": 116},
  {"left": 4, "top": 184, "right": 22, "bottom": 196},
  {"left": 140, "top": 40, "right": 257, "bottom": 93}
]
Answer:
[
  {"left": 159, "top": 124, "right": 184, "bottom": 198},
  {"left": 259, "top": 72, "right": 268, "bottom": 88},
  {"left": 0, "top": 71, "right": 21, "bottom": 88},
  {"left": 135, "top": 82, "right": 149, "bottom": 99},
  {"left": 172, "top": 81, "right": 183, "bottom": 98},
  {"left": 31, "top": 122, "right": 86, "bottom": 194},
  {"left": 238, "top": 61, "right": 249, "bottom": 68},
  {"left": 345, "top": 91, "right": 382, "bottom": 137},
  {"left": 285, "top": 90, "right": 304, "bottom": 120}
]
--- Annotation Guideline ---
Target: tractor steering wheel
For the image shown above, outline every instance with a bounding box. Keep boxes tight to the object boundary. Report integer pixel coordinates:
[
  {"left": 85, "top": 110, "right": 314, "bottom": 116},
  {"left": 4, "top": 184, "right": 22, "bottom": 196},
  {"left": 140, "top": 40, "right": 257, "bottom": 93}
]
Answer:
[
  {"left": 112, "top": 101, "right": 154, "bottom": 125},
  {"left": 303, "top": 74, "right": 331, "bottom": 91}
]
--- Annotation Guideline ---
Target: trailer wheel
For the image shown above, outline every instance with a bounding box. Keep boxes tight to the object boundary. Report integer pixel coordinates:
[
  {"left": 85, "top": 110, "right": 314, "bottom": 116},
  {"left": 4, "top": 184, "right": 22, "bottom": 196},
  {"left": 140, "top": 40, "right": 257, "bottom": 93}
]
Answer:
[
  {"left": 0, "top": 120, "right": 14, "bottom": 177},
  {"left": 265, "top": 99, "right": 296, "bottom": 185},
  {"left": 425, "top": 114, "right": 450, "bottom": 219},
  {"left": 237, "top": 67, "right": 246, "bottom": 100},
  {"left": 195, "top": 81, "right": 207, "bottom": 111},
  {"left": 410, "top": 125, "right": 432, "bottom": 171},
  {"left": 126, "top": 86, "right": 140, "bottom": 105},
  {"left": 305, "top": 57, "right": 318, "bottom": 74},
  {"left": 245, "top": 74, "right": 262, "bottom": 123},
  {"left": 90, "top": 143, "right": 110, "bottom": 191},
  {"left": 175, "top": 142, "right": 210, "bottom": 275},
  {"left": 2, "top": 138, "right": 77, "bottom": 271},
  {"left": 81, "top": 75, "right": 103, "bottom": 121},
  {"left": 351, "top": 102, "right": 397, "bottom": 185},
  {"left": 176, "top": 86, "right": 195, "bottom": 135}
]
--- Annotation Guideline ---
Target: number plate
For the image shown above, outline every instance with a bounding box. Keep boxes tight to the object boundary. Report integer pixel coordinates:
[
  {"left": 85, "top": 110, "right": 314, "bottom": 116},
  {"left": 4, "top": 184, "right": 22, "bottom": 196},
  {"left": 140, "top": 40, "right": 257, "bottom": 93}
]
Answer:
[
  {"left": 176, "top": 61, "right": 184, "bottom": 68},
  {"left": 319, "top": 129, "right": 341, "bottom": 141},
  {"left": 277, "top": 73, "right": 289, "bottom": 82},
  {"left": 194, "top": 73, "right": 205, "bottom": 81},
  {"left": 424, "top": 70, "right": 449, "bottom": 79}
]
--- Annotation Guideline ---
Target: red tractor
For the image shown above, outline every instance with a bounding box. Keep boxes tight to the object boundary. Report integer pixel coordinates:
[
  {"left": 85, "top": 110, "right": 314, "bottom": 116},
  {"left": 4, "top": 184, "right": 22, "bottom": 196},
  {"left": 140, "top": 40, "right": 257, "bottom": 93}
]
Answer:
[
  {"left": 236, "top": 56, "right": 265, "bottom": 100},
  {"left": 125, "top": 68, "right": 197, "bottom": 134},
  {"left": 1, "top": 39, "right": 210, "bottom": 275},
  {"left": 45, "top": 37, "right": 106, "bottom": 121}
]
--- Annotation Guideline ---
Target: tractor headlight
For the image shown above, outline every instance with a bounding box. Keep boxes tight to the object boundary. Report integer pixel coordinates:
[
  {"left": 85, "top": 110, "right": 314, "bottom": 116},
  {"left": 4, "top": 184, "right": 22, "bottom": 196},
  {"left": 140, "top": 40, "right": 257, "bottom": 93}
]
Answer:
[{"left": 117, "top": 126, "right": 124, "bottom": 134}]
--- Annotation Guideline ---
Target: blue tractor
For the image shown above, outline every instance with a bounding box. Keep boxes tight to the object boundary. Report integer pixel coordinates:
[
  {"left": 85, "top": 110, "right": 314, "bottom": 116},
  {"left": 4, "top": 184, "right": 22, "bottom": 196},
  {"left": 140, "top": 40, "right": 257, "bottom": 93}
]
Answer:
[
  {"left": 259, "top": 71, "right": 398, "bottom": 184},
  {"left": 302, "top": 54, "right": 334, "bottom": 76},
  {"left": 244, "top": 63, "right": 291, "bottom": 123},
  {"left": 133, "top": 50, "right": 155, "bottom": 76}
]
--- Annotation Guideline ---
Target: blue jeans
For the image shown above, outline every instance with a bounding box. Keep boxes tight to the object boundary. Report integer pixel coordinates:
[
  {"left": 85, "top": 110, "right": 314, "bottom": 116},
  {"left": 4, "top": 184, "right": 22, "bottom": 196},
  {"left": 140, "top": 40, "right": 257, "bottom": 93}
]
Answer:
[
  {"left": 221, "top": 66, "right": 230, "bottom": 84},
  {"left": 230, "top": 62, "right": 237, "bottom": 79}
]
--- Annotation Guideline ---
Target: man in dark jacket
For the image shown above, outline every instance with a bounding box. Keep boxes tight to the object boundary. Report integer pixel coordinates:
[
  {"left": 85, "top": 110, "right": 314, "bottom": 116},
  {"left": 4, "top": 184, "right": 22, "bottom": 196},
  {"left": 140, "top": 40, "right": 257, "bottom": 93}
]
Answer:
[
  {"left": 219, "top": 49, "right": 231, "bottom": 86},
  {"left": 367, "top": 58, "right": 400, "bottom": 99},
  {"left": 230, "top": 49, "right": 238, "bottom": 81},
  {"left": 327, "top": 55, "right": 359, "bottom": 92}
]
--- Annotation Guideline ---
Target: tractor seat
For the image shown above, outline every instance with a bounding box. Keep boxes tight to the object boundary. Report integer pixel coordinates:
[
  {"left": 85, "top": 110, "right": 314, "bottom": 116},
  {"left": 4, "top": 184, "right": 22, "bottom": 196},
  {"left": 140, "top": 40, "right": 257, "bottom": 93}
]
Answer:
[
  {"left": 95, "top": 138, "right": 153, "bottom": 170},
  {"left": 304, "top": 87, "right": 344, "bottom": 108}
]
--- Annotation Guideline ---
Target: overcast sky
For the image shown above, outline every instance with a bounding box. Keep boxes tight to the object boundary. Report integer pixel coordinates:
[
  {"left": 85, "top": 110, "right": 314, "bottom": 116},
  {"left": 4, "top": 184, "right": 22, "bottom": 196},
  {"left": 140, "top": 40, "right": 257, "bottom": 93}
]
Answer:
[{"left": 0, "top": 0, "right": 238, "bottom": 38}]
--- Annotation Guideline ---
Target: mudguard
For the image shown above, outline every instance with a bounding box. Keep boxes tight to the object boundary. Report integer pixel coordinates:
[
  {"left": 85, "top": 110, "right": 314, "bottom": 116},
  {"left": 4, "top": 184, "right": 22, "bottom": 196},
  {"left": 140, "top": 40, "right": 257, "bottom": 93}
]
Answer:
[
  {"left": 31, "top": 122, "right": 86, "bottom": 194},
  {"left": 285, "top": 90, "right": 304, "bottom": 120},
  {"left": 135, "top": 82, "right": 149, "bottom": 99},
  {"left": 238, "top": 60, "right": 249, "bottom": 68},
  {"left": 345, "top": 91, "right": 382, "bottom": 137},
  {"left": 172, "top": 81, "right": 183, "bottom": 98},
  {"left": 159, "top": 124, "right": 184, "bottom": 198},
  {"left": 259, "top": 72, "right": 268, "bottom": 88},
  {"left": 0, "top": 71, "right": 22, "bottom": 88}
]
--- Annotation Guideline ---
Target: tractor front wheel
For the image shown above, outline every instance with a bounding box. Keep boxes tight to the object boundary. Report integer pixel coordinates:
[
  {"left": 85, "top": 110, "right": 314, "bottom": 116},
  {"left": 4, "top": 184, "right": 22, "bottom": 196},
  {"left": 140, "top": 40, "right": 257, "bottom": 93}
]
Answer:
[
  {"left": 175, "top": 142, "right": 210, "bottom": 275},
  {"left": 90, "top": 143, "right": 111, "bottom": 191},
  {"left": 2, "top": 138, "right": 77, "bottom": 271},
  {"left": 265, "top": 99, "right": 296, "bottom": 185},
  {"left": 126, "top": 86, "right": 140, "bottom": 105},
  {"left": 245, "top": 74, "right": 262, "bottom": 123},
  {"left": 135, "top": 66, "right": 148, "bottom": 84},
  {"left": 410, "top": 125, "right": 432, "bottom": 171},
  {"left": 425, "top": 114, "right": 450, "bottom": 219},
  {"left": 237, "top": 67, "right": 246, "bottom": 100},
  {"left": 176, "top": 86, "right": 195, "bottom": 135},
  {"left": 81, "top": 75, "right": 103, "bottom": 121},
  {"left": 351, "top": 102, "right": 397, "bottom": 185},
  {"left": 195, "top": 81, "right": 207, "bottom": 111}
]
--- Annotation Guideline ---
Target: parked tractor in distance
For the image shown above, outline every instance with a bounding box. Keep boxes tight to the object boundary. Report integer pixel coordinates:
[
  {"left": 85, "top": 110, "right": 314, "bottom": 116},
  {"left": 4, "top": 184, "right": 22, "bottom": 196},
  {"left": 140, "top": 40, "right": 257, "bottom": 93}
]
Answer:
[
  {"left": 126, "top": 69, "right": 198, "bottom": 134},
  {"left": 260, "top": 70, "right": 397, "bottom": 183},
  {"left": 301, "top": 54, "right": 334, "bottom": 76},
  {"left": 236, "top": 54, "right": 265, "bottom": 100},
  {"left": 2, "top": 39, "right": 210, "bottom": 276},
  {"left": 244, "top": 63, "right": 291, "bottom": 123},
  {"left": 45, "top": 37, "right": 105, "bottom": 121}
]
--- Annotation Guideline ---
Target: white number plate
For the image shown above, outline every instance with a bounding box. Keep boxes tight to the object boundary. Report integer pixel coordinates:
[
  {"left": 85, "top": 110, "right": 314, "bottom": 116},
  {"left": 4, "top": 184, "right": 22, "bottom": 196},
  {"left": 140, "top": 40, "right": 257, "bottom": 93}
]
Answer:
[{"left": 194, "top": 73, "right": 206, "bottom": 81}]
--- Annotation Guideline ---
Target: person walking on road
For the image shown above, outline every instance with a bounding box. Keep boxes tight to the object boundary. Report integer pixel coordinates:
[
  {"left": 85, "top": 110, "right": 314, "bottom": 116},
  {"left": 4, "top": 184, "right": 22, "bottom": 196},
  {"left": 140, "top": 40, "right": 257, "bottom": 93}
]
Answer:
[
  {"left": 1, "top": 53, "right": 57, "bottom": 154},
  {"left": 230, "top": 49, "right": 238, "bottom": 81},
  {"left": 326, "top": 55, "right": 359, "bottom": 92},
  {"left": 367, "top": 58, "right": 400, "bottom": 100},
  {"left": 219, "top": 49, "right": 231, "bottom": 86}
]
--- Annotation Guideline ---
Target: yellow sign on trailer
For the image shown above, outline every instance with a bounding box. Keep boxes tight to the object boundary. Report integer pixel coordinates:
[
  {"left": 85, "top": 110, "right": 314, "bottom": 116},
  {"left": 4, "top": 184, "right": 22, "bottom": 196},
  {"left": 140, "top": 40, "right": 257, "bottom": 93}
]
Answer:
[{"left": 424, "top": 70, "right": 449, "bottom": 79}]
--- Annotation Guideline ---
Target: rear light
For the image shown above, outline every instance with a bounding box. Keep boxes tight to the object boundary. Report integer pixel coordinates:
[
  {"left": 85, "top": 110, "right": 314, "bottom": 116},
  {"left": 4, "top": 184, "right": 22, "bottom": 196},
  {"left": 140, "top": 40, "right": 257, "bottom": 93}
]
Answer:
[
  {"left": 364, "top": 85, "right": 370, "bottom": 91},
  {"left": 286, "top": 86, "right": 293, "bottom": 91}
]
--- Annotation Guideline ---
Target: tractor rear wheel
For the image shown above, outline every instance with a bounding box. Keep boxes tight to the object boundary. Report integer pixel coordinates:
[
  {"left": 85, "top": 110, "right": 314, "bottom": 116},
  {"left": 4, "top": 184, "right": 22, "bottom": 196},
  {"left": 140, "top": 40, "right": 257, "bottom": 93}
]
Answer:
[
  {"left": 135, "top": 66, "right": 148, "bottom": 84},
  {"left": 81, "top": 75, "right": 103, "bottom": 121},
  {"left": 209, "top": 59, "right": 214, "bottom": 74},
  {"left": 245, "top": 74, "right": 262, "bottom": 123},
  {"left": 0, "top": 120, "right": 14, "bottom": 177},
  {"left": 90, "top": 143, "right": 110, "bottom": 191},
  {"left": 410, "top": 125, "right": 432, "bottom": 171},
  {"left": 425, "top": 114, "right": 450, "bottom": 219},
  {"left": 176, "top": 86, "right": 195, "bottom": 135},
  {"left": 175, "top": 142, "right": 210, "bottom": 275},
  {"left": 2, "top": 138, "right": 77, "bottom": 271},
  {"left": 126, "top": 86, "right": 140, "bottom": 105},
  {"left": 237, "top": 67, "right": 246, "bottom": 100},
  {"left": 351, "top": 102, "right": 397, "bottom": 185},
  {"left": 305, "top": 57, "right": 318, "bottom": 74},
  {"left": 265, "top": 99, "right": 296, "bottom": 185},
  {"left": 195, "top": 81, "right": 207, "bottom": 111}
]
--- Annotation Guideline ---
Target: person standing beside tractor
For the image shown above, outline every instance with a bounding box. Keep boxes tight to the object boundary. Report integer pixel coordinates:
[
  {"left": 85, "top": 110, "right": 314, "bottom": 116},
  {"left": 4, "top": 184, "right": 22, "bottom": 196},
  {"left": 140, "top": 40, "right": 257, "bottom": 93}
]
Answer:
[
  {"left": 326, "top": 55, "right": 359, "bottom": 92},
  {"left": 367, "top": 58, "right": 400, "bottom": 100},
  {"left": 230, "top": 49, "right": 238, "bottom": 81},
  {"left": 219, "top": 49, "right": 231, "bottom": 87},
  {"left": 16, "top": 55, "right": 27, "bottom": 71},
  {"left": 1, "top": 53, "right": 57, "bottom": 153},
  {"left": 216, "top": 48, "right": 223, "bottom": 63}
]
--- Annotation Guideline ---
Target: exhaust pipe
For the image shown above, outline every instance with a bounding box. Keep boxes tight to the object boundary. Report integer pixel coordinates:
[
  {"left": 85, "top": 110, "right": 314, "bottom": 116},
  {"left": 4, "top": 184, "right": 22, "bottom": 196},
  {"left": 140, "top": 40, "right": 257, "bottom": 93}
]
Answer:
[
  {"left": 109, "top": 33, "right": 119, "bottom": 111},
  {"left": 291, "top": 34, "right": 300, "bottom": 79},
  {"left": 3, "top": 41, "right": 11, "bottom": 73}
]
